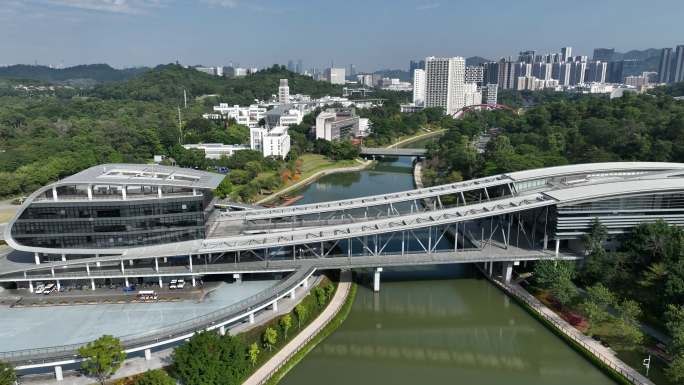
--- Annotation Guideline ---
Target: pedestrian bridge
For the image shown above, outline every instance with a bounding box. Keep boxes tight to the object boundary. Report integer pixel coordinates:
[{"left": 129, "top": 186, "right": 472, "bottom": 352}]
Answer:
[{"left": 360, "top": 147, "right": 427, "bottom": 157}]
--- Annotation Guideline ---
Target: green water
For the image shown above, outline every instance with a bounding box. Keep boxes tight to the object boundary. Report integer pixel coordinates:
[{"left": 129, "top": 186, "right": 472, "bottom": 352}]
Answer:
[{"left": 280, "top": 154, "right": 617, "bottom": 385}]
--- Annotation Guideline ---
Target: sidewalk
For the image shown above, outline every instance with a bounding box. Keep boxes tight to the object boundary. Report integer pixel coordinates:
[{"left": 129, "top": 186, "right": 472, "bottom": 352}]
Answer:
[
  {"left": 242, "top": 270, "right": 352, "bottom": 385},
  {"left": 22, "top": 276, "right": 321, "bottom": 385},
  {"left": 492, "top": 277, "right": 655, "bottom": 385}
]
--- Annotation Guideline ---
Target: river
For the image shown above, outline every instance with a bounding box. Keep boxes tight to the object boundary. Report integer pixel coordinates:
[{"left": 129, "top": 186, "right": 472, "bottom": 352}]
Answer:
[{"left": 278, "top": 156, "right": 617, "bottom": 385}]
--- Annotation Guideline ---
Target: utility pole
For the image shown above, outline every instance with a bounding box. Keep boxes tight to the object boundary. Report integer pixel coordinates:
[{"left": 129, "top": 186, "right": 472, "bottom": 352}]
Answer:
[
  {"left": 183, "top": 89, "right": 187, "bottom": 109},
  {"left": 177, "top": 106, "right": 183, "bottom": 144}
]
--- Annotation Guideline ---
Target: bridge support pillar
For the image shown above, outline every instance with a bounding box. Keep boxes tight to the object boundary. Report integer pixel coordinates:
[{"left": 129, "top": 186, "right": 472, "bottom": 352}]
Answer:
[
  {"left": 289, "top": 289, "right": 296, "bottom": 300},
  {"left": 91, "top": 279, "right": 95, "bottom": 291},
  {"left": 125, "top": 277, "right": 129, "bottom": 287},
  {"left": 158, "top": 276, "right": 163, "bottom": 288},
  {"left": 502, "top": 262, "right": 513, "bottom": 284},
  {"left": 219, "top": 325, "right": 226, "bottom": 336},
  {"left": 61, "top": 254, "right": 66, "bottom": 262},
  {"left": 373, "top": 267, "right": 383, "bottom": 292},
  {"left": 96, "top": 261, "right": 101, "bottom": 267},
  {"left": 233, "top": 273, "right": 241, "bottom": 283},
  {"left": 192, "top": 276, "right": 196, "bottom": 287},
  {"left": 555, "top": 239, "right": 560, "bottom": 258},
  {"left": 154, "top": 257, "right": 159, "bottom": 272},
  {"left": 488, "top": 261, "right": 493, "bottom": 276},
  {"left": 249, "top": 313, "right": 255, "bottom": 324},
  {"left": 28, "top": 280, "right": 33, "bottom": 293},
  {"left": 144, "top": 348, "right": 152, "bottom": 361},
  {"left": 54, "top": 365, "right": 63, "bottom": 381},
  {"left": 56, "top": 280, "right": 61, "bottom": 291},
  {"left": 272, "top": 300, "right": 278, "bottom": 313},
  {"left": 34, "top": 252, "right": 41, "bottom": 265},
  {"left": 302, "top": 278, "right": 308, "bottom": 288}
]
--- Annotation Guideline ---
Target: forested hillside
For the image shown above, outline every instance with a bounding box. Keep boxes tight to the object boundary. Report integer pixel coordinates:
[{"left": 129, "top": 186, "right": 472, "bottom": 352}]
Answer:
[
  {"left": 0, "top": 64, "right": 148, "bottom": 84},
  {"left": 0, "top": 64, "right": 343, "bottom": 199},
  {"left": 424, "top": 85, "right": 684, "bottom": 184}
]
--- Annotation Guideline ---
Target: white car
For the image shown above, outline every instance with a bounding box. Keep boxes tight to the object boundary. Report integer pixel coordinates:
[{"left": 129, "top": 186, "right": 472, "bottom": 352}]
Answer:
[
  {"left": 34, "top": 284, "right": 45, "bottom": 294},
  {"left": 176, "top": 280, "right": 185, "bottom": 289},
  {"left": 43, "top": 283, "right": 56, "bottom": 295},
  {"left": 169, "top": 279, "right": 177, "bottom": 290}
]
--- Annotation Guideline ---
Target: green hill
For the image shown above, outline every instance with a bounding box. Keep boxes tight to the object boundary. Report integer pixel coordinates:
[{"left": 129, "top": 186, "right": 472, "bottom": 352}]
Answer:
[
  {"left": 93, "top": 64, "right": 344, "bottom": 105},
  {"left": 0, "top": 64, "right": 148, "bottom": 84}
]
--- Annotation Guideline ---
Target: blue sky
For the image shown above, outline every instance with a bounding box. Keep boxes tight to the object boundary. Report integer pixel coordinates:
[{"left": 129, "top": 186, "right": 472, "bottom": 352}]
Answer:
[{"left": 1, "top": 0, "right": 683, "bottom": 71}]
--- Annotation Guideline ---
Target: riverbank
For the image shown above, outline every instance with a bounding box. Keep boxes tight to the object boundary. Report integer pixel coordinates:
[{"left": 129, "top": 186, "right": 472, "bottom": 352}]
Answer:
[
  {"left": 388, "top": 128, "right": 445, "bottom": 149},
  {"left": 243, "top": 270, "right": 353, "bottom": 385},
  {"left": 484, "top": 270, "right": 654, "bottom": 385}
]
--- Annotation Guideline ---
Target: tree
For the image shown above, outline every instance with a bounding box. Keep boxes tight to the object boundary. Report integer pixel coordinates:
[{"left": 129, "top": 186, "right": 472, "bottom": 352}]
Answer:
[
  {"left": 294, "top": 303, "right": 308, "bottom": 328},
  {"left": 279, "top": 314, "right": 293, "bottom": 339},
  {"left": 132, "top": 370, "right": 175, "bottom": 385},
  {"left": 172, "top": 331, "right": 249, "bottom": 385},
  {"left": 313, "top": 287, "right": 328, "bottom": 307},
  {"left": 667, "top": 354, "right": 684, "bottom": 383},
  {"left": 263, "top": 327, "right": 278, "bottom": 351},
  {"left": 580, "top": 283, "right": 616, "bottom": 326},
  {"left": 0, "top": 361, "right": 16, "bottom": 385},
  {"left": 324, "top": 283, "right": 335, "bottom": 300},
  {"left": 534, "top": 260, "right": 578, "bottom": 306},
  {"left": 248, "top": 342, "right": 260, "bottom": 367},
  {"left": 78, "top": 335, "right": 126, "bottom": 385}
]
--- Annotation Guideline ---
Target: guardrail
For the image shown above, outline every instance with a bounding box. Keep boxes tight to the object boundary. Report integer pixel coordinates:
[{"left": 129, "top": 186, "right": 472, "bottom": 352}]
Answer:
[
  {"left": 1, "top": 264, "right": 316, "bottom": 368},
  {"left": 488, "top": 271, "right": 654, "bottom": 385}
]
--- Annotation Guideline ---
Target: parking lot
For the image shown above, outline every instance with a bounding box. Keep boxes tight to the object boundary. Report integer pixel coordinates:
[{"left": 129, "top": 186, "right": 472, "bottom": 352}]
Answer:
[{"left": 0, "top": 278, "right": 278, "bottom": 352}]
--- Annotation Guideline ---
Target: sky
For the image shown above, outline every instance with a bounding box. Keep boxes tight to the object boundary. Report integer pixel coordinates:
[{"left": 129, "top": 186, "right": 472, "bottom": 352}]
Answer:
[{"left": 1, "top": 0, "right": 683, "bottom": 72}]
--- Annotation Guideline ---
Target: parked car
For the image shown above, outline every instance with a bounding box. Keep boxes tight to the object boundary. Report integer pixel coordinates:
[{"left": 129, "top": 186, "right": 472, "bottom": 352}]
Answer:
[
  {"left": 169, "top": 279, "right": 177, "bottom": 289},
  {"left": 34, "top": 284, "right": 45, "bottom": 294},
  {"left": 176, "top": 279, "right": 185, "bottom": 289},
  {"left": 43, "top": 283, "right": 56, "bottom": 295}
]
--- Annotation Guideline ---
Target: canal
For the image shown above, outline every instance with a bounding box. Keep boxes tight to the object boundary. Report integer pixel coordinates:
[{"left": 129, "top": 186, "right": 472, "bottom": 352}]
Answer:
[{"left": 278, "top": 155, "right": 617, "bottom": 385}]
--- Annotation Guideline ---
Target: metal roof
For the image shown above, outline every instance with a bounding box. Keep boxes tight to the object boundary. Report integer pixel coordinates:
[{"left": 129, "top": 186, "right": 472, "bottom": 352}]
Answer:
[
  {"left": 57, "top": 164, "right": 224, "bottom": 189},
  {"left": 506, "top": 162, "right": 684, "bottom": 182}
]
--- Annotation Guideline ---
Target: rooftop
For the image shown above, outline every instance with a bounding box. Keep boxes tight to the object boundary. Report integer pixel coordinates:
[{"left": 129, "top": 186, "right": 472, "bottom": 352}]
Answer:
[
  {"left": 506, "top": 162, "right": 684, "bottom": 182},
  {"left": 58, "top": 164, "right": 225, "bottom": 189}
]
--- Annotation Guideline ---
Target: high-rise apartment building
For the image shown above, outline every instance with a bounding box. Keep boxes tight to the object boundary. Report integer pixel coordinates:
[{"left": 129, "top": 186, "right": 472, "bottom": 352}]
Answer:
[
  {"left": 483, "top": 83, "right": 498, "bottom": 105},
  {"left": 424, "top": 56, "right": 466, "bottom": 115},
  {"left": 296, "top": 59, "right": 303, "bottom": 74},
  {"left": 561, "top": 47, "right": 573, "bottom": 62},
  {"left": 412, "top": 69, "right": 426, "bottom": 106},
  {"left": 497, "top": 59, "right": 516, "bottom": 90},
  {"left": 278, "top": 79, "right": 290, "bottom": 104},
  {"left": 587, "top": 61, "right": 608, "bottom": 83},
  {"left": 409, "top": 60, "right": 426, "bottom": 73},
  {"left": 465, "top": 66, "right": 484, "bottom": 85},
  {"left": 674, "top": 45, "right": 684, "bottom": 83},
  {"left": 593, "top": 48, "right": 615, "bottom": 62},
  {"left": 572, "top": 61, "right": 587, "bottom": 85},
  {"left": 482, "top": 62, "right": 499, "bottom": 85},
  {"left": 518, "top": 50, "right": 536, "bottom": 64},
  {"left": 287, "top": 60, "right": 295, "bottom": 72},
  {"left": 660, "top": 48, "right": 674, "bottom": 83}
]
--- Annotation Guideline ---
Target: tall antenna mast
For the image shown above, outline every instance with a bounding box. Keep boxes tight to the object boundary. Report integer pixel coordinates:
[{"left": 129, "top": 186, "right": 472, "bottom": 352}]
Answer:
[
  {"left": 177, "top": 106, "right": 183, "bottom": 144},
  {"left": 183, "top": 89, "right": 187, "bottom": 109}
]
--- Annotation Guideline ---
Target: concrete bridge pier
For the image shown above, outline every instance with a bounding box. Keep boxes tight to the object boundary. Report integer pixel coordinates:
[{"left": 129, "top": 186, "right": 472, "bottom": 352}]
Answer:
[
  {"left": 233, "top": 273, "right": 242, "bottom": 283},
  {"left": 502, "top": 261, "right": 514, "bottom": 283},
  {"left": 373, "top": 267, "right": 383, "bottom": 292},
  {"left": 144, "top": 348, "right": 152, "bottom": 361},
  {"left": 272, "top": 299, "right": 278, "bottom": 313},
  {"left": 219, "top": 325, "right": 226, "bottom": 336},
  {"left": 54, "top": 365, "right": 63, "bottom": 381},
  {"left": 249, "top": 313, "right": 255, "bottom": 324}
]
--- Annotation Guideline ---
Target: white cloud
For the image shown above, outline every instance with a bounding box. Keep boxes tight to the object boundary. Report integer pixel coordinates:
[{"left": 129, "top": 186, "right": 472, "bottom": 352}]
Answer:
[
  {"left": 41, "top": 0, "right": 165, "bottom": 14},
  {"left": 199, "top": 0, "right": 238, "bottom": 8}
]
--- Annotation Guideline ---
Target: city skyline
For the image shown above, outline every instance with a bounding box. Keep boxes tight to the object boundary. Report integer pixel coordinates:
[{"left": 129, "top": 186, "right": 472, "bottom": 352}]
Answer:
[{"left": 1, "top": 0, "right": 684, "bottom": 70}]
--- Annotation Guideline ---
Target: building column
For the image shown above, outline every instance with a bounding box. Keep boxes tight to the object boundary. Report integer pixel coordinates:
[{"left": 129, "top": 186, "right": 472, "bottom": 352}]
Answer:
[
  {"left": 219, "top": 325, "right": 226, "bottom": 336},
  {"left": 191, "top": 276, "right": 196, "bottom": 287},
  {"left": 502, "top": 261, "right": 513, "bottom": 284},
  {"left": 125, "top": 277, "right": 130, "bottom": 287},
  {"left": 488, "top": 261, "right": 494, "bottom": 276},
  {"left": 373, "top": 267, "right": 383, "bottom": 292},
  {"left": 555, "top": 239, "right": 560, "bottom": 258},
  {"left": 233, "top": 273, "right": 241, "bottom": 283},
  {"left": 91, "top": 279, "right": 95, "bottom": 291},
  {"left": 121, "top": 186, "right": 127, "bottom": 200},
  {"left": 61, "top": 254, "right": 66, "bottom": 262},
  {"left": 144, "top": 349, "right": 152, "bottom": 361},
  {"left": 54, "top": 365, "right": 63, "bottom": 381},
  {"left": 158, "top": 276, "right": 163, "bottom": 288},
  {"left": 56, "top": 280, "right": 61, "bottom": 291},
  {"left": 249, "top": 313, "right": 255, "bottom": 324},
  {"left": 51, "top": 267, "right": 55, "bottom": 277},
  {"left": 87, "top": 185, "right": 93, "bottom": 201},
  {"left": 188, "top": 255, "right": 193, "bottom": 272},
  {"left": 86, "top": 263, "right": 90, "bottom": 275},
  {"left": 129, "top": 259, "right": 134, "bottom": 267},
  {"left": 28, "top": 280, "right": 34, "bottom": 293},
  {"left": 157, "top": 186, "right": 162, "bottom": 199},
  {"left": 302, "top": 277, "right": 308, "bottom": 288},
  {"left": 120, "top": 260, "right": 125, "bottom": 273},
  {"left": 34, "top": 252, "right": 41, "bottom": 265},
  {"left": 272, "top": 299, "right": 278, "bottom": 313},
  {"left": 154, "top": 258, "right": 159, "bottom": 272},
  {"left": 289, "top": 289, "right": 295, "bottom": 300},
  {"left": 52, "top": 187, "right": 58, "bottom": 201}
]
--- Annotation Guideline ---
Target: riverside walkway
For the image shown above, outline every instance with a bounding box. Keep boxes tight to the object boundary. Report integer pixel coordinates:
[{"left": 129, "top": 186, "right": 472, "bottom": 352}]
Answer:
[
  {"left": 243, "top": 269, "right": 353, "bottom": 385},
  {"left": 489, "top": 277, "right": 655, "bottom": 385}
]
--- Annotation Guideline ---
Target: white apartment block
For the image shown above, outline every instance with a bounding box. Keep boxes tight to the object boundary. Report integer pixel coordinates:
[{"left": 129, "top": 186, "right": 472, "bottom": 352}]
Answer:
[
  {"left": 464, "top": 83, "right": 482, "bottom": 107},
  {"left": 211, "top": 104, "right": 266, "bottom": 128},
  {"left": 250, "top": 126, "right": 291, "bottom": 158},
  {"left": 412, "top": 69, "right": 426, "bottom": 106},
  {"left": 465, "top": 66, "right": 484, "bottom": 84},
  {"left": 424, "top": 56, "right": 466, "bottom": 115},
  {"left": 183, "top": 143, "right": 250, "bottom": 159},
  {"left": 278, "top": 79, "right": 290, "bottom": 104},
  {"left": 484, "top": 83, "right": 498, "bottom": 105},
  {"left": 315, "top": 110, "right": 360, "bottom": 141},
  {"left": 326, "top": 68, "right": 346, "bottom": 85}
]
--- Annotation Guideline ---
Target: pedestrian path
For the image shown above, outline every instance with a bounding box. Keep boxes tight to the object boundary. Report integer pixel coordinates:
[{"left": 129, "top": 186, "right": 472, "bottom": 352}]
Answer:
[
  {"left": 490, "top": 277, "right": 655, "bottom": 385},
  {"left": 243, "top": 270, "right": 352, "bottom": 385}
]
